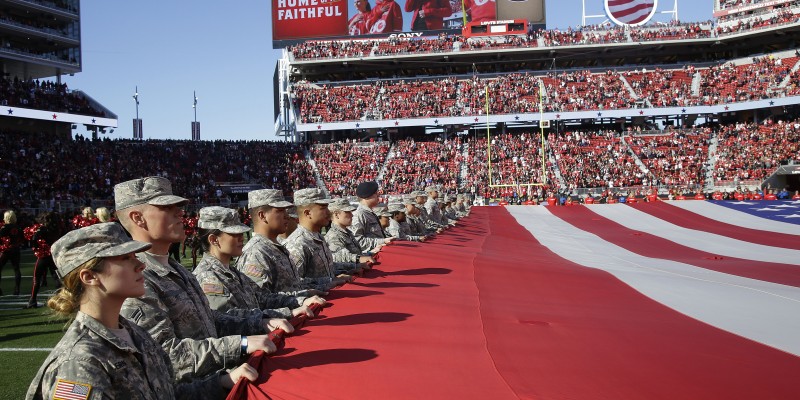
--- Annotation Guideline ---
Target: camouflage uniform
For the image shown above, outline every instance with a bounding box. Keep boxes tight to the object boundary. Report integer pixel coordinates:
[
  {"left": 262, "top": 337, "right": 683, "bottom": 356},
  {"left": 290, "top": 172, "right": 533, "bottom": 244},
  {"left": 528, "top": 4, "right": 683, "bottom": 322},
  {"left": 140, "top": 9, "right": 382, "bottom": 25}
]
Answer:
[
  {"left": 193, "top": 253, "right": 303, "bottom": 319},
  {"left": 425, "top": 197, "right": 444, "bottom": 226},
  {"left": 237, "top": 233, "right": 332, "bottom": 293},
  {"left": 120, "top": 253, "right": 264, "bottom": 382},
  {"left": 349, "top": 203, "right": 385, "bottom": 252},
  {"left": 26, "top": 312, "right": 221, "bottom": 400},
  {"left": 285, "top": 224, "right": 351, "bottom": 283},
  {"left": 388, "top": 219, "right": 425, "bottom": 242},
  {"left": 114, "top": 177, "right": 263, "bottom": 383},
  {"left": 325, "top": 224, "right": 366, "bottom": 264}
]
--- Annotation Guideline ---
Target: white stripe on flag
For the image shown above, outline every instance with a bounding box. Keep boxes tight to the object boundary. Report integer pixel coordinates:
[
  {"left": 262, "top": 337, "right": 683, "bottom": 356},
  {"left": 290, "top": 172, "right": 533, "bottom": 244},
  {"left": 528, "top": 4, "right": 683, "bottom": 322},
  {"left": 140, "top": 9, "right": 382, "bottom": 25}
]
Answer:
[
  {"left": 586, "top": 204, "right": 800, "bottom": 265},
  {"left": 667, "top": 201, "right": 800, "bottom": 235},
  {"left": 608, "top": 0, "right": 655, "bottom": 24},
  {"left": 506, "top": 205, "right": 800, "bottom": 356}
]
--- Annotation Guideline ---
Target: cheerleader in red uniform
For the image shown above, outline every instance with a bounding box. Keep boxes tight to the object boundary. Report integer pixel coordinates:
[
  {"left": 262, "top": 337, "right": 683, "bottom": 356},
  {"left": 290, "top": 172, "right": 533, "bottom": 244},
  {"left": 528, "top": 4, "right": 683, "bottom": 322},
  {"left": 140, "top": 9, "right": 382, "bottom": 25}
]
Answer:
[{"left": 25, "top": 212, "right": 64, "bottom": 308}]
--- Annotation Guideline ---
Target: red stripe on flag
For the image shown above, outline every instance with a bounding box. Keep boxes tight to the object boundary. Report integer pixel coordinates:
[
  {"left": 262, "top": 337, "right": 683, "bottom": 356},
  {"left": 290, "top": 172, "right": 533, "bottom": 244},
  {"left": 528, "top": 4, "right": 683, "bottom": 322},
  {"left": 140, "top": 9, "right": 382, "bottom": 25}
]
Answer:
[
  {"left": 474, "top": 207, "right": 800, "bottom": 399},
  {"left": 610, "top": 2, "right": 656, "bottom": 19},
  {"left": 632, "top": 202, "right": 800, "bottom": 250},
  {"left": 548, "top": 205, "right": 800, "bottom": 288}
]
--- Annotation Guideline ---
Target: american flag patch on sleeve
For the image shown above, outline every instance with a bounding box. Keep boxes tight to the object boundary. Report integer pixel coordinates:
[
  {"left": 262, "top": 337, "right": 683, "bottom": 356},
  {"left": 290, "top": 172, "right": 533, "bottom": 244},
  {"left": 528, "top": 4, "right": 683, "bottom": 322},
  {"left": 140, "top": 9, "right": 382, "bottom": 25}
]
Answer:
[
  {"left": 53, "top": 379, "right": 91, "bottom": 400},
  {"left": 202, "top": 282, "right": 225, "bottom": 295},
  {"left": 243, "top": 264, "right": 264, "bottom": 278}
]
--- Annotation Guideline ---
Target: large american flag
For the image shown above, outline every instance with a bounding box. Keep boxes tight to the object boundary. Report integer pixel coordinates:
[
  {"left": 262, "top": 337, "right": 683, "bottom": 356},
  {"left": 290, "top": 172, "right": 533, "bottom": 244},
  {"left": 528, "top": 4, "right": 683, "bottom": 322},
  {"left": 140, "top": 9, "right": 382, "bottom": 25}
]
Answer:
[
  {"left": 606, "top": 0, "right": 658, "bottom": 25},
  {"left": 229, "top": 201, "right": 800, "bottom": 400}
]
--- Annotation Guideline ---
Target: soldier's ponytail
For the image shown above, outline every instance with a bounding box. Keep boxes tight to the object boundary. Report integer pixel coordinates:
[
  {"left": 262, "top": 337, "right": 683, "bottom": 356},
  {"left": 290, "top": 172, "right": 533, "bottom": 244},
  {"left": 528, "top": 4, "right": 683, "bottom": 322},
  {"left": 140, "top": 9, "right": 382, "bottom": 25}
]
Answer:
[{"left": 47, "top": 258, "right": 103, "bottom": 319}]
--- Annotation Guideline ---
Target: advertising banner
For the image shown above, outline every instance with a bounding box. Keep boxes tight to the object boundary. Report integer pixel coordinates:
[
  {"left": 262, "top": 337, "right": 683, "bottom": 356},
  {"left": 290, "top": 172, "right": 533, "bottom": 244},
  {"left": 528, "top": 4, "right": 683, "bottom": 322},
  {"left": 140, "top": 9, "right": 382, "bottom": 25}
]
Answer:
[{"left": 273, "top": 0, "right": 546, "bottom": 46}]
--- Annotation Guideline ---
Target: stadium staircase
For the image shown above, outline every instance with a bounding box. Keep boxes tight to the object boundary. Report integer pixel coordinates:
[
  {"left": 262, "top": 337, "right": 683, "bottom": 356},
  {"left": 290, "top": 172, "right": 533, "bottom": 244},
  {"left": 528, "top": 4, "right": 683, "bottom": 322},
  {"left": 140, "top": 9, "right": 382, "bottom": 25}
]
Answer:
[
  {"left": 779, "top": 56, "right": 800, "bottom": 88},
  {"left": 619, "top": 75, "right": 638, "bottom": 100},
  {"left": 705, "top": 131, "right": 721, "bottom": 191},
  {"left": 306, "top": 149, "right": 331, "bottom": 197},
  {"left": 376, "top": 142, "right": 396, "bottom": 183},
  {"left": 623, "top": 136, "right": 652, "bottom": 182},
  {"left": 691, "top": 72, "right": 702, "bottom": 96},
  {"left": 458, "top": 142, "right": 470, "bottom": 189}
]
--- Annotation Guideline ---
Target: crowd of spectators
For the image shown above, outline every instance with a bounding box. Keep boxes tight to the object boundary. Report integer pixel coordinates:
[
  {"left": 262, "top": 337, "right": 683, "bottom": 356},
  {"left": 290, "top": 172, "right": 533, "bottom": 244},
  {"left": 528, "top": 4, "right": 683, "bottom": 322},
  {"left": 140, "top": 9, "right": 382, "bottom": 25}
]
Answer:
[
  {"left": 381, "top": 137, "right": 462, "bottom": 195},
  {"left": 0, "top": 131, "right": 315, "bottom": 210},
  {"left": 626, "top": 130, "right": 711, "bottom": 187},
  {"left": 462, "top": 133, "right": 556, "bottom": 199},
  {"left": 0, "top": 77, "right": 106, "bottom": 117},
  {"left": 290, "top": 39, "right": 375, "bottom": 60},
  {"left": 311, "top": 141, "right": 389, "bottom": 196},
  {"left": 714, "top": 8, "right": 800, "bottom": 35},
  {"left": 295, "top": 52, "right": 800, "bottom": 123},
  {"left": 554, "top": 130, "right": 646, "bottom": 189},
  {"left": 287, "top": 17, "right": 783, "bottom": 63},
  {"left": 537, "top": 25, "right": 628, "bottom": 47},
  {"left": 624, "top": 67, "right": 697, "bottom": 107},
  {"left": 629, "top": 22, "right": 713, "bottom": 42},
  {"left": 699, "top": 55, "right": 797, "bottom": 105},
  {"left": 713, "top": 119, "right": 800, "bottom": 183}
]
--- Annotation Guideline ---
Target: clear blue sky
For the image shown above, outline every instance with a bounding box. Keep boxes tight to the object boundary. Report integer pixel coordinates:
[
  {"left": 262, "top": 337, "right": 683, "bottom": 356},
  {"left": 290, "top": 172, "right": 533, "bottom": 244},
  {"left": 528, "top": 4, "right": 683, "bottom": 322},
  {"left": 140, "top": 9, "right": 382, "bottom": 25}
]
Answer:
[{"left": 63, "top": 0, "right": 712, "bottom": 141}]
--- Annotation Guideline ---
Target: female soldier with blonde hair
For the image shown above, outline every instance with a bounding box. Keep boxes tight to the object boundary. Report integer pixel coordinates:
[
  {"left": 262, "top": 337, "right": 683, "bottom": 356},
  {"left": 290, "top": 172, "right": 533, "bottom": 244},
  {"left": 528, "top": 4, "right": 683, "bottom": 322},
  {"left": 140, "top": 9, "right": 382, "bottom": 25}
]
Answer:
[{"left": 26, "top": 223, "right": 258, "bottom": 400}]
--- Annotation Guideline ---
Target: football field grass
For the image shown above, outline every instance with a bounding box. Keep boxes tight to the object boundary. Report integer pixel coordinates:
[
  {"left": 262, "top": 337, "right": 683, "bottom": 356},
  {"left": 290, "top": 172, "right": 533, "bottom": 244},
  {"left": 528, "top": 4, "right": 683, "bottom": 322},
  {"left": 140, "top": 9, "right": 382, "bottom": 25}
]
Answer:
[{"left": 0, "top": 249, "right": 200, "bottom": 399}]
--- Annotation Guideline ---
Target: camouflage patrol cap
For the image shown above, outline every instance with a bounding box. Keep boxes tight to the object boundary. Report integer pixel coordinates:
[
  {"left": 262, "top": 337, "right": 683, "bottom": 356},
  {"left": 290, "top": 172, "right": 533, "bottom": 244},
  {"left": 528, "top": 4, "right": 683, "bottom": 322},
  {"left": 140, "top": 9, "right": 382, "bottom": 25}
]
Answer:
[
  {"left": 373, "top": 206, "right": 392, "bottom": 217},
  {"left": 294, "top": 188, "right": 334, "bottom": 207},
  {"left": 51, "top": 222, "right": 151, "bottom": 279},
  {"left": 287, "top": 206, "right": 299, "bottom": 219},
  {"left": 456, "top": 194, "right": 464, "bottom": 201},
  {"left": 402, "top": 196, "right": 417, "bottom": 206},
  {"left": 248, "top": 189, "right": 293, "bottom": 209},
  {"left": 329, "top": 198, "right": 357, "bottom": 212},
  {"left": 387, "top": 204, "right": 405, "bottom": 213},
  {"left": 198, "top": 206, "right": 251, "bottom": 234},
  {"left": 412, "top": 191, "right": 426, "bottom": 198},
  {"left": 114, "top": 176, "right": 188, "bottom": 210},
  {"left": 425, "top": 185, "right": 440, "bottom": 193}
]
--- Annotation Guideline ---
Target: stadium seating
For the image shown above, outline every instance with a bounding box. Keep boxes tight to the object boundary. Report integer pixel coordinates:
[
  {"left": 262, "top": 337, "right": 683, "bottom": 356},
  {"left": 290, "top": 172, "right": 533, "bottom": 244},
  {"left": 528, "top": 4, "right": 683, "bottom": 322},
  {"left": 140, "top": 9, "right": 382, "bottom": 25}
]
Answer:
[
  {"left": 0, "top": 77, "right": 107, "bottom": 117},
  {"left": 0, "top": 132, "right": 314, "bottom": 209},
  {"left": 311, "top": 141, "right": 389, "bottom": 196}
]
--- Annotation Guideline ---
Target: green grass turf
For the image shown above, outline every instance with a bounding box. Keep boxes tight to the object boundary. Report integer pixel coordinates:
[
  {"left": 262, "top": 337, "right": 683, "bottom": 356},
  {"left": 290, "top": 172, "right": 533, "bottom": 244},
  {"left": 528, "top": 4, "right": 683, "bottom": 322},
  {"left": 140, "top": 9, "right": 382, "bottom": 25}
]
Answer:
[{"left": 0, "top": 249, "right": 199, "bottom": 399}]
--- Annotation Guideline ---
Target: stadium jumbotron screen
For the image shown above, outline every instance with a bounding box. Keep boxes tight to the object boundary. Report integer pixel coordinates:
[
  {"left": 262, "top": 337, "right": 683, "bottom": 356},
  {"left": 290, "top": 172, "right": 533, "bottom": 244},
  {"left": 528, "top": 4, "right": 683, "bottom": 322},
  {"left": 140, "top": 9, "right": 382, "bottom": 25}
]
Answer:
[{"left": 272, "top": 0, "right": 545, "bottom": 47}]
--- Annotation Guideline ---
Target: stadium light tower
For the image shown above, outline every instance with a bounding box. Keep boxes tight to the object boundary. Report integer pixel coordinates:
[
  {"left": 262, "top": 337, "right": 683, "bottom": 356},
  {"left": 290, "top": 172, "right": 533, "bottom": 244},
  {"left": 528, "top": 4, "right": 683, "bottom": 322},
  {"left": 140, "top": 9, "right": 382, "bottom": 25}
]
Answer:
[
  {"left": 132, "top": 86, "right": 142, "bottom": 139},
  {"left": 191, "top": 91, "right": 200, "bottom": 141}
]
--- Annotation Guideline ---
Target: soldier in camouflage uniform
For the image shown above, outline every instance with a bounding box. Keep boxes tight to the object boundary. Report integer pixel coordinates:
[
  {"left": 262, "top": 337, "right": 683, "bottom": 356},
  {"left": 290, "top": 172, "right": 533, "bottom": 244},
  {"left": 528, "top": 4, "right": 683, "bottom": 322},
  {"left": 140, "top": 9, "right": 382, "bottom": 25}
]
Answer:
[
  {"left": 443, "top": 195, "right": 460, "bottom": 223},
  {"left": 284, "top": 188, "right": 355, "bottom": 287},
  {"left": 374, "top": 206, "right": 392, "bottom": 234},
  {"left": 414, "top": 190, "right": 446, "bottom": 232},
  {"left": 114, "top": 177, "right": 281, "bottom": 385},
  {"left": 349, "top": 181, "right": 394, "bottom": 252},
  {"left": 237, "top": 190, "right": 335, "bottom": 294},
  {"left": 454, "top": 194, "right": 469, "bottom": 217},
  {"left": 386, "top": 203, "right": 426, "bottom": 242},
  {"left": 405, "top": 193, "right": 435, "bottom": 236},
  {"left": 325, "top": 198, "right": 378, "bottom": 265},
  {"left": 192, "top": 206, "right": 324, "bottom": 320},
  {"left": 27, "top": 223, "right": 257, "bottom": 400},
  {"left": 424, "top": 185, "right": 447, "bottom": 226}
]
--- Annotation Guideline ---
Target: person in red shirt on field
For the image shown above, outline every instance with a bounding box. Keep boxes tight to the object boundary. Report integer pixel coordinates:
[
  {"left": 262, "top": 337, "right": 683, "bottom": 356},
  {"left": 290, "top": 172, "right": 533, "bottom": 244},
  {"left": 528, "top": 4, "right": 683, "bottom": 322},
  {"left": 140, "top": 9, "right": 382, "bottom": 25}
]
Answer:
[
  {"left": 764, "top": 189, "right": 777, "bottom": 200},
  {"left": 405, "top": 0, "right": 451, "bottom": 31},
  {"left": 793, "top": 190, "right": 800, "bottom": 200},
  {"left": 370, "top": 0, "right": 403, "bottom": 33},
  {"left": 349, "top": 0, "right": 373, "bottom": 35},
  {"left": 463, "top": 0, "right": 496, "bottom": 23}
]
